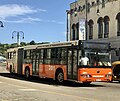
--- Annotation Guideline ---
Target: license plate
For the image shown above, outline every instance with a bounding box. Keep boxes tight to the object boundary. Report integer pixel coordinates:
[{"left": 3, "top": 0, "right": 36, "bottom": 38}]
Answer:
[{"left": 96, "top": 79, "right": 101, "bottom": 81}]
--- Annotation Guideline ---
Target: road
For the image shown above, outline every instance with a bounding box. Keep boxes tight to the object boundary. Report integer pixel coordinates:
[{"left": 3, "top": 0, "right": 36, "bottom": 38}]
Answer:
[{"left": 0, "top": 63, "right": 120, "bottom": 101}]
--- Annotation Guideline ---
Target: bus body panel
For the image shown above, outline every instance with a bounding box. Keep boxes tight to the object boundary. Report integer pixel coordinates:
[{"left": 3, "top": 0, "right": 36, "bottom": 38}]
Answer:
[
  {"left": 7, "top": 53, "right": 18, "bottom": 73},
  {"left": 23, "top": 63, "right": 32, "bottom": 75},
  {"left": 39, "top": 64, "right": 67, "bottom": 80},
  {"left": 7, "top": 60, "right": 17, "bottom": 73},
  {"left": 6, "top": 47, "right": 23, "bottom": 74},
  {"left": 22, "top": 63, "right": 67, "bottom": 80},
  {"left": 78, "top": 68, "right": 112, "bottom": 82}
]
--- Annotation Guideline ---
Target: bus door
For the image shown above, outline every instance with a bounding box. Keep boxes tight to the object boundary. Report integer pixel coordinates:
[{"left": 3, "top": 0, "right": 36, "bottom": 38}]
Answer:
[
  {"left": 17, "top": 48, "right": 23, "bottom": 75},
  {"left": 67, "top": 48, "right": 78, "bottom": 80},
  {"left": 32, "top": 50, "right": 39, "bottom": 75}
]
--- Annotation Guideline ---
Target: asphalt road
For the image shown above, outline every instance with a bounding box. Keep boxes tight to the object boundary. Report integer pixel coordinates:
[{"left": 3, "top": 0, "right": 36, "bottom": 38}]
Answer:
[{"left": 0, "top": 63, "right": 120, "bottom": 101}]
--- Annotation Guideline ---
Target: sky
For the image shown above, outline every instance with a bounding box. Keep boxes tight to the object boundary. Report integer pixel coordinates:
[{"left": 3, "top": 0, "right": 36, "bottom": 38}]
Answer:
[{"left": 0, "top": 0, "right": 74, "bottom": 44}]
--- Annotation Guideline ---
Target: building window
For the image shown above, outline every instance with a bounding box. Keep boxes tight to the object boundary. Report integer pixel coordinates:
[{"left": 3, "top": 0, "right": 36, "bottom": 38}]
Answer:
[
  {"left": 97, "top": 17, "right": 103, "bottom": 38},
  {"left": 116, "top": 13, "right": 120, "bottom": 36},
  {"left": 96, "top": 0, "right": 100, "bottom": 5},
  {"left": 76, "top": 23, "right": 79, "bottom": 40},
  {"left": 87, "top": 3, "right": 90, "bottom": 13},
  {"left": 92, "top": 1, "right": 95, "bottom": 6},
  {"left": 83, "top": 5, "right": 85, "bottom": 10},
  {"left": 102, "top": 0, "right": 105, "bottom": 7},
  {"left": 88, "top": 20, "right": 94, "bottom": 39},
  {"left": 72, "top": 24, "right": 76, "bottom": 40},
  {"left": 104, "top": 16, "right": 110, "bottom": 38},
  {"left": 78, "top": 6, "right": 82, "bottom": 12}
]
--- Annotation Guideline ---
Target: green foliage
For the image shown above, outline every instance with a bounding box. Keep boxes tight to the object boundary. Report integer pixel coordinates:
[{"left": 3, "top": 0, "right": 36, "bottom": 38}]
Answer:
[
  {"left": 0, "top": 40, "right": 50, "bottom": 57},
  {"left": 30, "top": 40, "right": 35, "bottom": 45}
]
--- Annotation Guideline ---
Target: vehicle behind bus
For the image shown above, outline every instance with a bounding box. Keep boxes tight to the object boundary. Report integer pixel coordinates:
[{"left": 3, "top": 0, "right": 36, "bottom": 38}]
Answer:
[
  {"left": 112, "top": 61, "right": 120, "bottom": 82},
  {"left": 6, "top": 40, "right": 112, "bottom": 84}
]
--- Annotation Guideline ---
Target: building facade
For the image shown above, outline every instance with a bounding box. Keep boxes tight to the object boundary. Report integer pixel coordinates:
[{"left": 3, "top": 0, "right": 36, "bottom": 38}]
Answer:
[{"left": 68, "top": 0, "right": 120, "bottom": 62}]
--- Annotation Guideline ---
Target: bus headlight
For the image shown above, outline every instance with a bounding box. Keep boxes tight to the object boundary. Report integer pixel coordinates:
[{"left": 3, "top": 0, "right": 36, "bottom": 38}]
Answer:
[
  {"left": 105, "top": 74, "right": 112, "bottom": 78},
  {"left": 105, "top": 72, "right": 112, "bottom": 78},
  {"left": 81, "top": 74, "right": 92, "bottom": 78}
]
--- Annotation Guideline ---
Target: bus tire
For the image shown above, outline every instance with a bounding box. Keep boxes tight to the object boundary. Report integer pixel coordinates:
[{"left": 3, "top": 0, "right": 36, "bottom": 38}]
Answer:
[
  {"left": 55, "top": 70, "right": 64, "bottom": 84},
  {"left": 25, "top": 68, "right": 30, "bottom": 79}
]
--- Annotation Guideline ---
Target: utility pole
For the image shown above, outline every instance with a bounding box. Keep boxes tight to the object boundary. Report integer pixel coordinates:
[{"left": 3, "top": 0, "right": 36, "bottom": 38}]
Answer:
[{"left": 85, "top": 0, "right": 88, "bottom": 40}]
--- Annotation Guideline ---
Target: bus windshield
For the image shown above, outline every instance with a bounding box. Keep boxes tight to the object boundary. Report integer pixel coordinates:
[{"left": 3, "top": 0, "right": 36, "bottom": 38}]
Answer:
[
  {"left": 86, "top": 52, "right": 111, "bottom": 66},
  {"left": 78, "top": 51, "right": 111, "bottom": 67},
  {"left": 98, "top": 52, "right": 111, "bottom": 66},
  {"left": 78, "top": 41, "right": 111, "bottom": 67}
]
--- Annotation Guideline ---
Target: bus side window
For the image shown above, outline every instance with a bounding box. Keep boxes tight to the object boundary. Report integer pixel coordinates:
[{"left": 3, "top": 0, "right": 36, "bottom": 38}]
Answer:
[
  {"left": 40, "top": 49, "right": 44, "bottom": 59},
  {"left": 24, "top": 50, "right": 27, "bottom": 59},
  {"left": 39, "top": 49, "right": 44, "bottom": 64},
  {"left": 61, "top": 48, "right": 67, "bottom": 64},
  {"left": 44, "top": 49, "right": 51, "bottom": 64}
]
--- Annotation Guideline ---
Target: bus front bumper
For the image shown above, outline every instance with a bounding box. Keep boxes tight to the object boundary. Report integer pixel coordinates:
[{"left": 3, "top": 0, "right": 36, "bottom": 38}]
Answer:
[{"left": 79, "top": 74, "right": 112, "bottom": 82}]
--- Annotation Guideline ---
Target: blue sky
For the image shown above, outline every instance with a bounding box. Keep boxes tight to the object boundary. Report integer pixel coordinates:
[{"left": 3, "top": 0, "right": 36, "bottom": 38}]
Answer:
[{"left": 0, "top": 0, "right": 74, "bottom": 44}]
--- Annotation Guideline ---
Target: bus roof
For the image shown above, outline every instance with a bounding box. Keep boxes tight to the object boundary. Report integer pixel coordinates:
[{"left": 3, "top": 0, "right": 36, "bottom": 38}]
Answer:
[
  {"left": 7, "top": 47, "right": 23, "bottom": 52},
  {"left": 23, "top": 41, "right": 79, "bottom": 50},
  {"left": 24, "top": 45, "right": 39, "bottom": 50},
  {"left": 36, "top": 40, "right": 79, "bottom": 49},
  {"left": 7, "top": 40, "right": 110, "bottom": 51}
]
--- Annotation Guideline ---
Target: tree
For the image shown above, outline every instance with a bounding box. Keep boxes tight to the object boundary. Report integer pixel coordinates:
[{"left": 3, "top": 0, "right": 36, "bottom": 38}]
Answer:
[
  {"left": 20, "top": 42, "right": 26, "bottom": 46},
  {"left": 30, "top": 40, "right": 35, "bottom": 45}
]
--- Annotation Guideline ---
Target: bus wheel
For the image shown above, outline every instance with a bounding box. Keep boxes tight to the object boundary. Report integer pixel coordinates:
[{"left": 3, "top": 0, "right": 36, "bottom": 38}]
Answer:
[
  {"left": 25, "top": 68, "right": 30, "bottom": 79},
  {"left": 55, "top": 70, "right": 64, "bottom": 84}
]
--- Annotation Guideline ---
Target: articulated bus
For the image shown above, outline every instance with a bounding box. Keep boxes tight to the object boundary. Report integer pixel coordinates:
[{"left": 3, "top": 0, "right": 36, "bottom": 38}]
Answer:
[{"left": 6, "top": 40, "right": 112, "bottom": 84}]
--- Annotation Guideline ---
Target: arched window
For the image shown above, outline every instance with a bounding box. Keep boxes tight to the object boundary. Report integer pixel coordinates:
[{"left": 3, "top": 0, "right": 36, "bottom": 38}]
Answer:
[
  {"left": 88, "top": 20, "right": 94, "bottom": 39},
  {"left": 116, "top": 13, "right": 120, "bottom": 36},
  {"left": 87, "top": 3, "right": 90, "bottom": 13},
  {"left": 72, "top": 24, "right": 76, "bottom": 40},
  {"left": 104, "top": 16, "right": 110, "bottom": 38},
  {"left": 97, "top": 17, "right": 103, "bottom": 38},
  {"left": 76, "top": 23, "right": 79, "bottom": 40}
]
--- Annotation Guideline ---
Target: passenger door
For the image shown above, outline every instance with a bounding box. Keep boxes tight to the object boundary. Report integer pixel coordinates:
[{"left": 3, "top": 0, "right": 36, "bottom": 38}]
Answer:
[
  {"left": 17, "top": 48, "right": 23, "bottom": 75},
  {"left": 67, "top": 48, "right": 78, "bottom": 80},
  {"left": 32, "top": 50, "right": 39, "bottom": 75}
]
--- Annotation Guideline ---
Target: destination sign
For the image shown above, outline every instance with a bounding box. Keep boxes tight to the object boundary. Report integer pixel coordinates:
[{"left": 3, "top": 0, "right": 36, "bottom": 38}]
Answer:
[{"left": 82, "top": 41, "right": 110, "bottom": 50}]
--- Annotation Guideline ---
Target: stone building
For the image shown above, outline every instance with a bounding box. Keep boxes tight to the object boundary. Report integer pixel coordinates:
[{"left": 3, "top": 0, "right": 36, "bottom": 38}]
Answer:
[{"left": 67, "top": 0, "right": 120, "bottom": 62}]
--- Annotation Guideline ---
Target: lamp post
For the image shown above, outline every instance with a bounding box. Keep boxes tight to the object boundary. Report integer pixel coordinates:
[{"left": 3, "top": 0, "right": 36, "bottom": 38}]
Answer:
[
  {"left": 66, "top": 10, "right": 70, "bottom": 41},
  {"left": 12, "top": 31, "right": 24, "bottom": 46},
  {"left": 85, "top": 0, "right": 88, "bottom": 40}
]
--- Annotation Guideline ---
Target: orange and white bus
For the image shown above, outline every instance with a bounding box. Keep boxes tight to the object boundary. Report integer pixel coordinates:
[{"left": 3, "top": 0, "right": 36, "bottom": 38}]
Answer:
[{"left": 6, "top": 40, "right": 112, "bottom": 84}]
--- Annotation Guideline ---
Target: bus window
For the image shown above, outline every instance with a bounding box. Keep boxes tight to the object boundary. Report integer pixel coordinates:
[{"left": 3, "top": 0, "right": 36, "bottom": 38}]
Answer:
[
  {"left": 24, "top": 50, "right": 27, "bottom": 59},
  {"left": 43, "top": 49, "right": 51, "bottom": 64},
  {"left": 61, "top": 48, "right": 67, "bottom": 65},
  {"left": 40, "top": 49, "right": 44, "bottom": 59},
  {"left": 39, "top": 49, "right": 44, "bottom": 64},
  {"left": 98, "top": 53, "right": 111, "bottom": 66}
]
